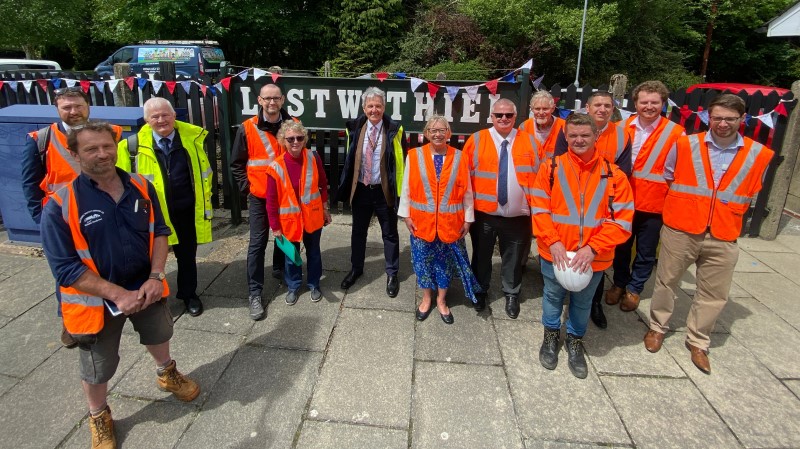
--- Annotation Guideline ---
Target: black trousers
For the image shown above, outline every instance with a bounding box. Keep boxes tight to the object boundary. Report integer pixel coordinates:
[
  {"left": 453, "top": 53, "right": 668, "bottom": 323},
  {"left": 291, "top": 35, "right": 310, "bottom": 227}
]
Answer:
[
  {"left": 470, "top": 212, "right": 532, "bottom": 296},
  {"left": 350, "top": 183, "right": 399, "bottom": 275},
  {"left": 171, "top": 206, "right": 198, "bottom": 301},
  {"left": 612, "top": 211, "right": 663, "bottom": 295},
  {"left": 246, "top": 194, "right": 284, "bottom": 296}
]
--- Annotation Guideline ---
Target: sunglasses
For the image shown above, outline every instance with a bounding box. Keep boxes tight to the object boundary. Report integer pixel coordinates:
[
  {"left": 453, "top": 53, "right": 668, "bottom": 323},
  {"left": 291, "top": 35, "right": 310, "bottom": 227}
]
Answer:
[
  {"left": 285, "top": 136, "right": 305, "bottom": 143},
  {"left": 492, "top": 112, "right": 515, "bottom": 119},
  {"left": 54, "top": 86, "right": 84, "bottom": 96}
]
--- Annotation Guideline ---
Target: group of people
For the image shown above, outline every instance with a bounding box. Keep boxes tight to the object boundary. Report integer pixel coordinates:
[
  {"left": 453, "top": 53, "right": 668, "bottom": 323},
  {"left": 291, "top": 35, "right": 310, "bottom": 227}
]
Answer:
[{"left": 21, "top": 79, "right": 772, "bottom": 448}]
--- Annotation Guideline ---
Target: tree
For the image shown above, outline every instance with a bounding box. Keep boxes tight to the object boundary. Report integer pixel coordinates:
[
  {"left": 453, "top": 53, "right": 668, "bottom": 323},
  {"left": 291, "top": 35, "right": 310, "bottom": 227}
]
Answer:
[
  {"left": 332, "top": 0, "right": 407, "bottom": 74},
  {"left": 0, "top": 0, "right": 87, "bottom": 58}
]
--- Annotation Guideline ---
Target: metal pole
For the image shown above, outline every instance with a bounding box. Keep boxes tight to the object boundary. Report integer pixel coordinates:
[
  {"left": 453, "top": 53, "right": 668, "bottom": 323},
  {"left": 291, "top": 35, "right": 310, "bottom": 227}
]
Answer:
[{"left": 574, "top": 0, "right": 589, "bottom": 87}]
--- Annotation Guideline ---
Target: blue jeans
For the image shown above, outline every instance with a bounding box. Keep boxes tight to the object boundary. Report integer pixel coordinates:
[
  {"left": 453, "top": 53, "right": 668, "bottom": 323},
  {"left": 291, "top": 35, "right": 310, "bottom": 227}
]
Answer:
[
  {"left": 284, "top": 229, "right": 322, "bottom": 292},
  {"left": 540, "top": 259, "right": 603, "bottom": 337}
]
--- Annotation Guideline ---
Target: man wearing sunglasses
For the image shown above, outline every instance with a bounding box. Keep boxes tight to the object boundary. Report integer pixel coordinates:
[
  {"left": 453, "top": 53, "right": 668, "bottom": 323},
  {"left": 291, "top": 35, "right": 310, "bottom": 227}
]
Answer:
[
  {"left": 230, "top": 83, "right": 299, "bottom": 321},
  {"left": 21, "top": 86, "right": 122, "bottom": 349},
  {"left": 464, "top": 99, "right": 543, "bottom": 318}
]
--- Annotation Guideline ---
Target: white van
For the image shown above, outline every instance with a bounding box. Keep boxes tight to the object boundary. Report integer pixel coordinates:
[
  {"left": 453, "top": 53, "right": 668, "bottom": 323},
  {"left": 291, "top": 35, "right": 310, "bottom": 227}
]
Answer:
[{"left": 0, "top": 59, "right": 62, "bottom": 72}]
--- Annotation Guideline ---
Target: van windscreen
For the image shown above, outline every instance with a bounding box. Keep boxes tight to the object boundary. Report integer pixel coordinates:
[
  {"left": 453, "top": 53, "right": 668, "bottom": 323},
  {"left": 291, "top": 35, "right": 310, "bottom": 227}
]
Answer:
[
  {"left": 201, "top": 48, "right": 225, "bottom": 62},
  {"left": 138, "top": 47, "right": 196, "bottom": 63}
]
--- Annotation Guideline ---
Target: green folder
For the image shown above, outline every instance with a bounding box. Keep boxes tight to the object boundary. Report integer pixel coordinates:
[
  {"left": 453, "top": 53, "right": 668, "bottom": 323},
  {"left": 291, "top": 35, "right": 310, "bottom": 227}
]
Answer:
[{"left": 275, "top": 235, "right": 303, "bottom": 266}]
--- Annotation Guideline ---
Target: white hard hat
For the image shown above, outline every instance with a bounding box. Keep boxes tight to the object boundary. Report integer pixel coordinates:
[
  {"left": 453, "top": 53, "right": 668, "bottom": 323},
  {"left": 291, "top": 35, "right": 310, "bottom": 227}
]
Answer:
[{"left": 553, "top": 251, "right": 593, "bottom": 292}]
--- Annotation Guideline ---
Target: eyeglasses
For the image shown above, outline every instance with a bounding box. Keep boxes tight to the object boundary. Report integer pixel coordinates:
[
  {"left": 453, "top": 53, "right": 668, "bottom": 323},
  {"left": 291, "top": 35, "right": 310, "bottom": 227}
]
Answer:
[
  {"left": 492, "top": 112, "right": 515, "bottom": 119},
  {"left": 54, "top": 86, "right": 83, "bottom": 96},
  {"left": 285, "top": 136, "right": 305, "bottom": 143},
  {"left": 709, "top": 116, "right": 742, "bottom": 124},
  {"left": 260, "top": 96, "right": 282, "bottom": 103},
  {"left": 427, "top": 128, "right": 449, "bottom": 135}
]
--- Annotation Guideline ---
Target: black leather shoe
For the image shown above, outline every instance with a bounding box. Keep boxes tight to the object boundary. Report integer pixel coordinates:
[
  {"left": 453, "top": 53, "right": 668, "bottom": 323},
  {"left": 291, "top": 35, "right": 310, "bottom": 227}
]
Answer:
[
  {"left": 539, "top": 327, "right": 560, "bottom": 370},
  {"left": 474, "top": 292, "right": 487, "bottom": 312},
  {"left": 505, "top": 295, "right": 519, "bottom": 319},
  {"left": 340, "top": 270, "right": 362, "bottom": 290},
  {"left": 566, "top": 333, "right": 588, "bottom": 379},
  {"left": 416, "top": 306, "right": 432, "bottom": 321},
  {"left": 186, "top": 296, "right": 203, "bottom": 317},
  {"left": 441, "top": 311, "right": 454, "bottom": 325},
  {"left": 590, "top": 301, "right": 607, "bottom": 329},
  {"left": 386, "top": 274, "right": 399, "bottom": 298}
]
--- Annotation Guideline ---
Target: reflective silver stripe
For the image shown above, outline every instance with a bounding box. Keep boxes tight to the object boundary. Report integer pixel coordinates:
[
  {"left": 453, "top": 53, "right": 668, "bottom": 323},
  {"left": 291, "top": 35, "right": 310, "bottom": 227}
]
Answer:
[
  {"left": 49, "top": 181, "right": 70, "bottom": 198},
  {"left": 552, "top": 214, "right": 581, "bottom": 225},
  {"left": 520, "top": 186, "right": 535, "bottom": 195},
  {"left": 142, "top": 174, "right": 155, "bottom": 182},
  {"left": 611, "top": 218, "right": 632, "bottom": 232},
  {"left": 411, "top": 147, "right": 436, "bottom": 213},
  {"left": 52, "top": 130, "right": 81, "bottom": 175},
  {"left": 531, "top": 188, "right": 548, "bottom": 198},
  {"left": 474, "top": 170, "right": 496, "bottom": 179},
  {"left": 57, "top": 186, "right": 71, "bottom": 222},
  {"left": 471, "top": 132, "right": 481, "bottom": 171},
  {"left": 201, "top": 167, "right": 213, "bottom": 178},
  {"left": 552, "top": 160, "right": 608, "bottom": 229},
  {"left": 271, "top": 160, "right": 303, "bottom": 212},
  {"left": 715, "top": 141, "right": 763, "bottom": 205},
  {"left": 613, "top": 200, "right": 635, "bottom": 211},
  {"left": 280, "top": 205, "right": 301, "bottom": 214},
  {"left": 582, "top": 174, "right": 608, "bottom": 228},
  {"left": 516, "top": 164, "right": 535, "bottom": 173},
  {"left": 531, "top": 206, "right": 549, "bottom": 215},
  {"left": 475, "top": 192, "right": 496, "bottom": 202},
  {"left": 716, "top": 191, "right": 752, "bottom": 204},
  {"left": 255, "top": 127, "right": 277, "bottom": 161},
  {"left": 76, "top": 249, "right": 92, "bottom": 260},
  {"left": 439, "top": 203, "right": 464, "bottom": 213},
  {"left": 204, "top": 210, "right": 213, "bottom": 219},
  {"left": 60, "top": 292, "right": 104, "bottom": 307},
  {"left": 438, "top": 150, "right": 463, "bottom": 213},
  {"left": 669, "top": 134, "right": 713, "bottom": 197},
  {"left": 633, "top": 120, "right": 677, "bottom": 180},
  {"left": 670, "top": 183, "right": 713, "bottom": 197},
  {"left": 556, "top": 163, "right": 579, "bottom": 220},
  {"left": 300, "top": 150, "right": 316, "bottom": 204},
  {"left": 614, "top": 123, "right": 626, "bottom": 161},
  {"left": 247, "top": 160, "right": 270, "bottom": 167}
]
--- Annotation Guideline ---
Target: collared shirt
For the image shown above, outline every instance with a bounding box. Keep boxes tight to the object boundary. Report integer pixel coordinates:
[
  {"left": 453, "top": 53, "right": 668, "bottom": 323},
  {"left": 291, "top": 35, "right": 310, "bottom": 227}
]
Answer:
[
  {"left": 488, "top": 127, "right": 529, "bottom": 217},
  {"left": 360, "top": 121, "right": 383, "bottom": 184},
  {"left": 62, "top": 122, "right": 75, "bottom": 134},
  {"left": 152, "top": 130, "right": 177, "bottom": 154},
  {"left": 41, "top": 168, "right": 171, "bottom": 292},
  {"left": 630, "top": 116, "right": 659, "bottom": 163},
  {"left": 664, "top": 132, "right": 745, "bottom": 188},
  {"left": 533, "top": 118, "right": 554, "bottom": 145}
]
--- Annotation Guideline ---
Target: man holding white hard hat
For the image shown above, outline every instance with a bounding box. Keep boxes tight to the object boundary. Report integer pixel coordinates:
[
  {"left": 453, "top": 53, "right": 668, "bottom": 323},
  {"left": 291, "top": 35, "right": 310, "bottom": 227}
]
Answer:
[{"left": 531, "top": 113, "right": 634, "bottom": 378}]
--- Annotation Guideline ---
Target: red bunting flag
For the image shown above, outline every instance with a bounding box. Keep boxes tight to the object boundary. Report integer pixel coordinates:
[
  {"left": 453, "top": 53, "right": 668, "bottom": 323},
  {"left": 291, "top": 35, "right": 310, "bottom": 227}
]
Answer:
[
  {"left": 199, "top": 84, "right": 208, "bottom": 96},
  {"left": 165, "top": 81, "right": 176, "bottom": 94},
  {"left": 271, "top": 72, "right": 280, "bottom": 83},
  {"left": 428, "top": 82, "right": 439, "bottom": 98},
  {"left": 376, "top": 72, "right": 389, "bottom": 82},
  {"left": 485, "top": 79, "right": 498, "bottom": 95},
  {"left": 125, "top": 77, "right": 135, "bottom": 91},
  {"left": 0, "top": 81, "right": 4, "bottom": 92},
  {"left": 36, "top": 79, "right": 48, "bottom": 92},
  {"left": 220, "top": 77, "right": 231, "bottom": 91},
  {"left": 80, "top": 80, "right": 91, "bottom": 93},
  {"left": 775, "top": 102, "right": 788, "bottom": 117}
]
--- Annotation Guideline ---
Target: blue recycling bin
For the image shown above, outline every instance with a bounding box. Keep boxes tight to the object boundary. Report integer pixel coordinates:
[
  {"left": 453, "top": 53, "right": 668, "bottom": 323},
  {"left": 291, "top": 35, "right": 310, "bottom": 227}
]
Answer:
[{"left": 0, "top": 105, "right": 187, "bottom": 245}]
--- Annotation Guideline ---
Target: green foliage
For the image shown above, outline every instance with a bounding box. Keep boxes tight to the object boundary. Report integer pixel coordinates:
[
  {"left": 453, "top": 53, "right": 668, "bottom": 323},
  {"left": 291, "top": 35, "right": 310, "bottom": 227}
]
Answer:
[
  {"left": 419, "top": 60, "right": 490, "bottom": 81},
  {"left": 0, "top": 0, "right": 87, "bottom": 59},
  {"left": 334, "top": 0, "right": 406, "bottom": 74}
]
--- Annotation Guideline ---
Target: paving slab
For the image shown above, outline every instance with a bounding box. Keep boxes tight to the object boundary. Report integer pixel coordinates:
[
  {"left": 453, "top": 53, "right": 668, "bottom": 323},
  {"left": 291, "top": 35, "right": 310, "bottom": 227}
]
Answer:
[
  {"left": 310, "top": 308, "right": 413, "bottom": 428},
  {"left": 296, "top": 420, "right": 407, "bottom": 449},
  {"left": 341, "top": 256, "right": 415, "bottom": 312},
  {"left": 732, "top": 272, "right": 800, "bottom": 328},
  {"left": 733, "top": 250, "right": 774, "bottom": 273},
  {"left": 747, "top": 251, "right": 800, "bottom": 286},
  {"left": 0, "top": 253, "right": 41, "bottom": 277},
  {"left": 177, "top": 345, "right": 322, "bottom": 449},
  {"left": 603, "top": 376, "right": 740, "bottom": 449},
  {"left": 775, "top": 234, "right": 800, "bottom": 254},
  {"left": 525, "top": 440, "right": 611, "bottom": 449},
  {"left": 412, "top": 361, "right": 523, "bottom": 449},
  {"left": 174, "top": 294, "right": 256, "bottom": 336},
  {"left": 414, "top": 301, "right": 502, "bottom": 365},
  {"left": 0, "top": 313, "right": 12, "bottom": 329},
  {"left": 111, "top": 328, "right": 241, "bottom": 403},
  {"left": 737, "top": 237, "right": 795, "bottom": 253},
  {"left": 663, "top": 336, "right": 800, "bottom": 449},
  {"left": 62, "top": 397, "right": 196, "bottom": 449},
  {"left": 0, "top": 373, "right": 18, "bottom": 397},
  {"left": 0, "top": 299, "right": 65, "bottom": 377},
  {"left": 164, "top": 260, "right": 228, "bottom": 299},
  {"left": 785, "top": 380, "right": 800, "bottom": 399},
  {"left": 0, "top": 262, "right": 54, "bottom": 317},
  {"left": 203, "top": 259, "right": 281, "bottom": 299},
  {"left": 495, "top": 320, "right": 629, "bottom": 445},
  {"left": 717, "top": 297, "right": 800, "bottom": 378},
  {"left": 0, "top": 348, "right": 87, "bottom": 449}
]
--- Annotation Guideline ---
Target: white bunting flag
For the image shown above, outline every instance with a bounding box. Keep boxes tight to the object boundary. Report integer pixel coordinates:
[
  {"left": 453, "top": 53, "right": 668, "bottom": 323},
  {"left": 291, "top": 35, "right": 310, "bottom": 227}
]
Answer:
[
  {"left": 253, "top": 68, "right": 266, "bottom": 80},
  {"left": 410, "top": 77, "right": 424, "bottom": 92},
  {"left": 758, "top": 112, "right": 774, "bottom": 129},
  {"left": 22, "top": 80, "right": 33, "bottom": 92},
  {"left": 95, "top": 81, "right": 105, "bottom": 93},
  {"left": 521, "top": 59, "right": 533, "bottom": 70},
  {"left": 151, "top": 80, "right": 163, "bottom": 93},
  {"left": 618, "top": 109, "right": 634, "bottom": 121},
  {"left": 465, "top": 84, "right": 480, "bottom": 101},
  {"left": 180, "top": 81, "right": 192, "bottom": 94},
  {"left": 238, "top": 69, "right": 249, "bottom": 81},
  {"left": 65, "top": 79, "right": 77, "bottom": 88},
  {"left": 697, "top": 110, "right": 709, "bottom": 125},
  {"left": 446, "top": 86, "right": 460, "bottom": 101},
  {"left": 108, "top": 80, "right": 120, "bottom": 92}
]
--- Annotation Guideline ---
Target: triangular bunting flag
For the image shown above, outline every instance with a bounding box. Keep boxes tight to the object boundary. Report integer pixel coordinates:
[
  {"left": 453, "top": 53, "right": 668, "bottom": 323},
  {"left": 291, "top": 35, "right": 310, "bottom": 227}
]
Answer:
[
  {"left": 428, "top": 83, "right": 439, "bottom": 98},
  {"left": 532, "top": 74, "right": 544, "bottom": 90},
  {"left": 356, "top": 73, "right": 372, "bottom": 79},
  {"left": 108, "top": 79, "right": 120, "bottom": 92},
  {"left": 253, "top": 68, "right": 266, "bottom": 80},
  {"left": 446, "top": 86, "right": 460, "bottom": 102},
  {"left": 376, "top": 72, "right": 389, "bottom": 82},
  {"left": 124, "top": 77, "right": 135, "bottom": 91},
  {"left": 65, "top": 79, "right": 77, "bottom": 88},
  {"left": 501, "top": 72, "right": 516, "bottom": 83},
  {"left": 36, "top": 79, "right": 48, "bottom": 92},
  {"left": 220, "top": 77, "right": 231, "bottom": 91},
  {"left": 0, "top": 81, "right": 5, "bottom": 92},
  {"left": 95, "top": 81, "right": 105, "bottom": 93},
  {"left": 668, "top": 98, "right": 679, "bottom": 108},
  {"left": 618, "top": 109, "right": 634, "bottom": 121},
  {"left": 410, "top": 77, "right": 424, "bottom": 92},
  {"left": 522, "top": 59, "right": 533, "bottom": 70},
  {"left": 679, "top": 106, "right": 692, "bottom": 119},
  {"left": 271, "top": 72, "right": 280, "bottom": 83},
  {"left": 199, "top": 84, "right": 208, "bottom": 96},
  {"left": 180, "top": 81, "right": 192, "bottom": 94},
  {"left": 52, "top": 78, "right": 61, "bottom": 89},
  {"left": 8, "top": 81, "right": 18, "bottom": 92},
  {"left": 465, "top": 85, "right": 480, "bottom": 101},
  {"left": 165, "top": 81, "right": 176, "bottom": 94},
  {"left": 758, "top": 112, "right": 774, "bottom": 129},
  {"left": 151, "top": 80, "right": 163, "bottom": 93},
  {"left": 697, "top": 110, "right": 709, "bottom": 125},
  {"left": 744, "top": 114, "right": 751, "bottom": 126},
  {"left": 22, "top": 80, "right": 33, "bottom": 92},
  {"left": 558, "top": 108, "right": 571, "bottom": 119},
  {"left": 137, "top": 78, "right": 148, "bottom": 89},
  {"left": 484, "top": 79, "right": 498, "bottom": 95},
  {"left": 80, "top": 80, "right": 91, "bottom": 93},
  {"left": 395, "top": 72, "right": 406, "bottom": 79},
  {"left": 774, "top": 102, "right": 788, "bottom": 117},
  {"left": 238, "top": 69, "right": 249, "bottom": 81}
]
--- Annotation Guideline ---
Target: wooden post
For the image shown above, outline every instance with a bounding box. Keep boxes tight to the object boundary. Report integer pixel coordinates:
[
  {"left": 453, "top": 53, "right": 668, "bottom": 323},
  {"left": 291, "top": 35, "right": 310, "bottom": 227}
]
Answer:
[
  {"left": 112, "top": 63, "right": 135, "bottom": 106},
  {"left": 761, "top": 80, "right": 800, "bottom": 240},
  {"left": 609, "top": 74, "right": 627, "bottom": 122},
  {"left": 159, "top": 61, "right": 176, "bottom": 81}
]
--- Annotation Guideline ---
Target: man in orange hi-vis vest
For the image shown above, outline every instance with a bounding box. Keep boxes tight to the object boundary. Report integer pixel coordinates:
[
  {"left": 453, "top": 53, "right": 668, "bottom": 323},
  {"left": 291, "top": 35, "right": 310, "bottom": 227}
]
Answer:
[
  {"left": 605, "top": 80, "right": 685, "bottom": 313},
  {"left": 519, "top": 90, "right": 565, "bottom": 159},
  {"left": 643, "top": 94, "right": 773, "bottom": 374},
  {"left": 40, "top": 122, "right": 199, "bottom": 449}
]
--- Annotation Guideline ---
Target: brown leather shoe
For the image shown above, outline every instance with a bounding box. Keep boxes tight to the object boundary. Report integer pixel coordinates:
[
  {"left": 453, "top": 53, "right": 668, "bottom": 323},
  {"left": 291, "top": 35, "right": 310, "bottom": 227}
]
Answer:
[
  {"left": 685, "top": 341, "right": 711, "bottom": 374},
  {"left": 643, "top": 330, "right": 665, "bottom": 353},
  {"left": 605, "top": 285, "right": 625, "bottom": 305},
  {"left": 619, "top": 290, "right": 640, "bottom": 312}
]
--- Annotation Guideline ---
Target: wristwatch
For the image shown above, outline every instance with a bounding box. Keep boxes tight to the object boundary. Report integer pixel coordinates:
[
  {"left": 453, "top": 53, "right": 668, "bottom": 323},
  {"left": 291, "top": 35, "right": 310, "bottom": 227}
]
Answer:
[{"left": 149, "top": 272, "right": 166, "bottom": 281}]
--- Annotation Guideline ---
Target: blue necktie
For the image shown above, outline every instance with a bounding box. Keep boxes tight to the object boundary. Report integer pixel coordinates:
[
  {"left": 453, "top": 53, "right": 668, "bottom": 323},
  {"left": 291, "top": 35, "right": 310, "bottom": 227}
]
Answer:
[
  {"left": 159, "top": 137, "right": 170, "bottom": 153},
  {"left": 498, "top": 140, "right": 509, "bottom": 206}
]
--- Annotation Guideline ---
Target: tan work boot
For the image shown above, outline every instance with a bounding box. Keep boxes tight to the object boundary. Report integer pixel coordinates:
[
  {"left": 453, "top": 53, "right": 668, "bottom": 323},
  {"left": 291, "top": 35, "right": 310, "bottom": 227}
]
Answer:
[
  {"left": 619, "top": 290, "right": 640, "bottom": 312},
  {"left": 604, "top": 285, "right": 625, "bottom": 305},
  {"left": 157, "top": 360, "right": 200, "bottom": 401},
  {"left": 88, "top": 405, "right": 116, "bottom": 449}
]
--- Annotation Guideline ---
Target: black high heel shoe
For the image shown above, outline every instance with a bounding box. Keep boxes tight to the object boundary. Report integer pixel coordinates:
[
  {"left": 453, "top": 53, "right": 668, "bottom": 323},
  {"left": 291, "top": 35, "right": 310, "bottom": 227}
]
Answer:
[
  {"left": 416, "top": 306, "right": 432, "bottom": 321},
  {"left": 440, "top": 311, "right": 454, "bottom": 325}
]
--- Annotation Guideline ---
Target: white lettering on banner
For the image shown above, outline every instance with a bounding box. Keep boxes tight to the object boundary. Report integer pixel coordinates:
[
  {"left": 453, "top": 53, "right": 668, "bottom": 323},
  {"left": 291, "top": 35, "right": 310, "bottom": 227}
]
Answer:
[
  {"left": 337, "top": 90, "right": 362, "bottom": 119},
  {"left": 286, "top": 89, "right": 304, "bottom": 116},
  {"left": 241, "top": 86, "right": 257, "bottom": 115},
  {"left": 443, "top": 94, "right": 454, "bottom": 122},
  {"left": 386, "top": 91, "right": 408, "bottom": 121},
  {"left": 486, "top": 94, "right": 501, "bottom": 123},
  {"left": 461, "top": 93, "right": 480, "bottom": 123},
  {"left": 413, "top": 92, "right": 435, "bottom": 122},
  {"left": 310, "top": 89, "right": 330, "bottom": 118}
]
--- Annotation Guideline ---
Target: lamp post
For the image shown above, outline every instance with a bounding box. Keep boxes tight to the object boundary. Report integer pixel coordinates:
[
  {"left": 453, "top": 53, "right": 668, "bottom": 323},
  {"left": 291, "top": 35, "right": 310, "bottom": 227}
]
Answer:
[{"left": 574, "top": 0, "right": 589, "bottom": 87}]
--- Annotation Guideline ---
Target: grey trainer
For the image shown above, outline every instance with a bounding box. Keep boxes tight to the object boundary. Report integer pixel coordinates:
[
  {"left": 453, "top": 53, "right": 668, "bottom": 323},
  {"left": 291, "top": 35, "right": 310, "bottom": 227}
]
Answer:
[
  {"left": 310, "top": 288, "right": 322, "bottom": 302},
  {"left": 285, "top": 290, "right": 299, "bottom": 305},
  {"left": 248, "top": 295, "right": 264, "bottom": 320}
]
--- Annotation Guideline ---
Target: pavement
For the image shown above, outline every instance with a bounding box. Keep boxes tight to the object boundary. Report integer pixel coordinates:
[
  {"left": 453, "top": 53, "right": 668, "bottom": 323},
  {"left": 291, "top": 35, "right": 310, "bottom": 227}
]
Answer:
[{"left": 0, "top": 211, "right": 800, "bottom": 449}]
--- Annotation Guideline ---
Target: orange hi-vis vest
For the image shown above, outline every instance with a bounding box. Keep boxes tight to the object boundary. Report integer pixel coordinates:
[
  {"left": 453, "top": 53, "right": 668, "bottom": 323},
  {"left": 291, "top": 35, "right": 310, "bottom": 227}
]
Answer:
[
  {"left": 626, "top": 116, "right": 684, "bottom": 213},
  {"left": 520, "top": 116, "right": 565, "bottom": 158},
  {"left": 531, "top": 150, "right": 634, "bottom": 271},
  {"left": 596, "top": 122, "right": 629, "bottom": 165},
  {"left": 30, "top": 123, "right": 122, "bottom": 204},
  {"left": 407, "top": 144, "right": 469, "bottom": 244},
  {"left": 50, "top": 174, "right": 169, "bottom": 338},
  {"left": 265, "top": 150, "right": 324, "bottom": 242},
  {"left": 463, "top": 129, "right": 543, "bottom": 214},
  {"left": 663, "top": 133, "right": 773, "bottom": 242},
  {"left": 242, "top": 116, "right": 295, "bottom": 198}
]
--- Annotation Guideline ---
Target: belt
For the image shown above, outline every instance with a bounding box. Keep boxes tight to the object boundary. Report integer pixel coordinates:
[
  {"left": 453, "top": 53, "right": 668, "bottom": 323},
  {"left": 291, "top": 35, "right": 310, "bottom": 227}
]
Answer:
[{"left": 361, "top": 182, "right": 382, "bottom": 190}]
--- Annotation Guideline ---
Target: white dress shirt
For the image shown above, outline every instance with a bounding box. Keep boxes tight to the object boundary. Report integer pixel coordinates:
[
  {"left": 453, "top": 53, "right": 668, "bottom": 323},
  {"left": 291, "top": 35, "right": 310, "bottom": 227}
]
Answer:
[
  {"left": 488, "top": 127, "right": 529, "bottom": 217},
  {"left": 360, "top": 121, "right": 383, "bottom": 184}
]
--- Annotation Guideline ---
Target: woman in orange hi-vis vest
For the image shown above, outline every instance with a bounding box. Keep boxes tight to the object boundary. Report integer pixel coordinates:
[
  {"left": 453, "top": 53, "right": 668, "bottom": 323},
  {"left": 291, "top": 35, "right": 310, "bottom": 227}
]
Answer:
[
  {"left": 265, "top": 121, "right": 332, "bottom": 306},
  {"left": 398, "top": 115, "right": 480, "bottom": 325}
]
